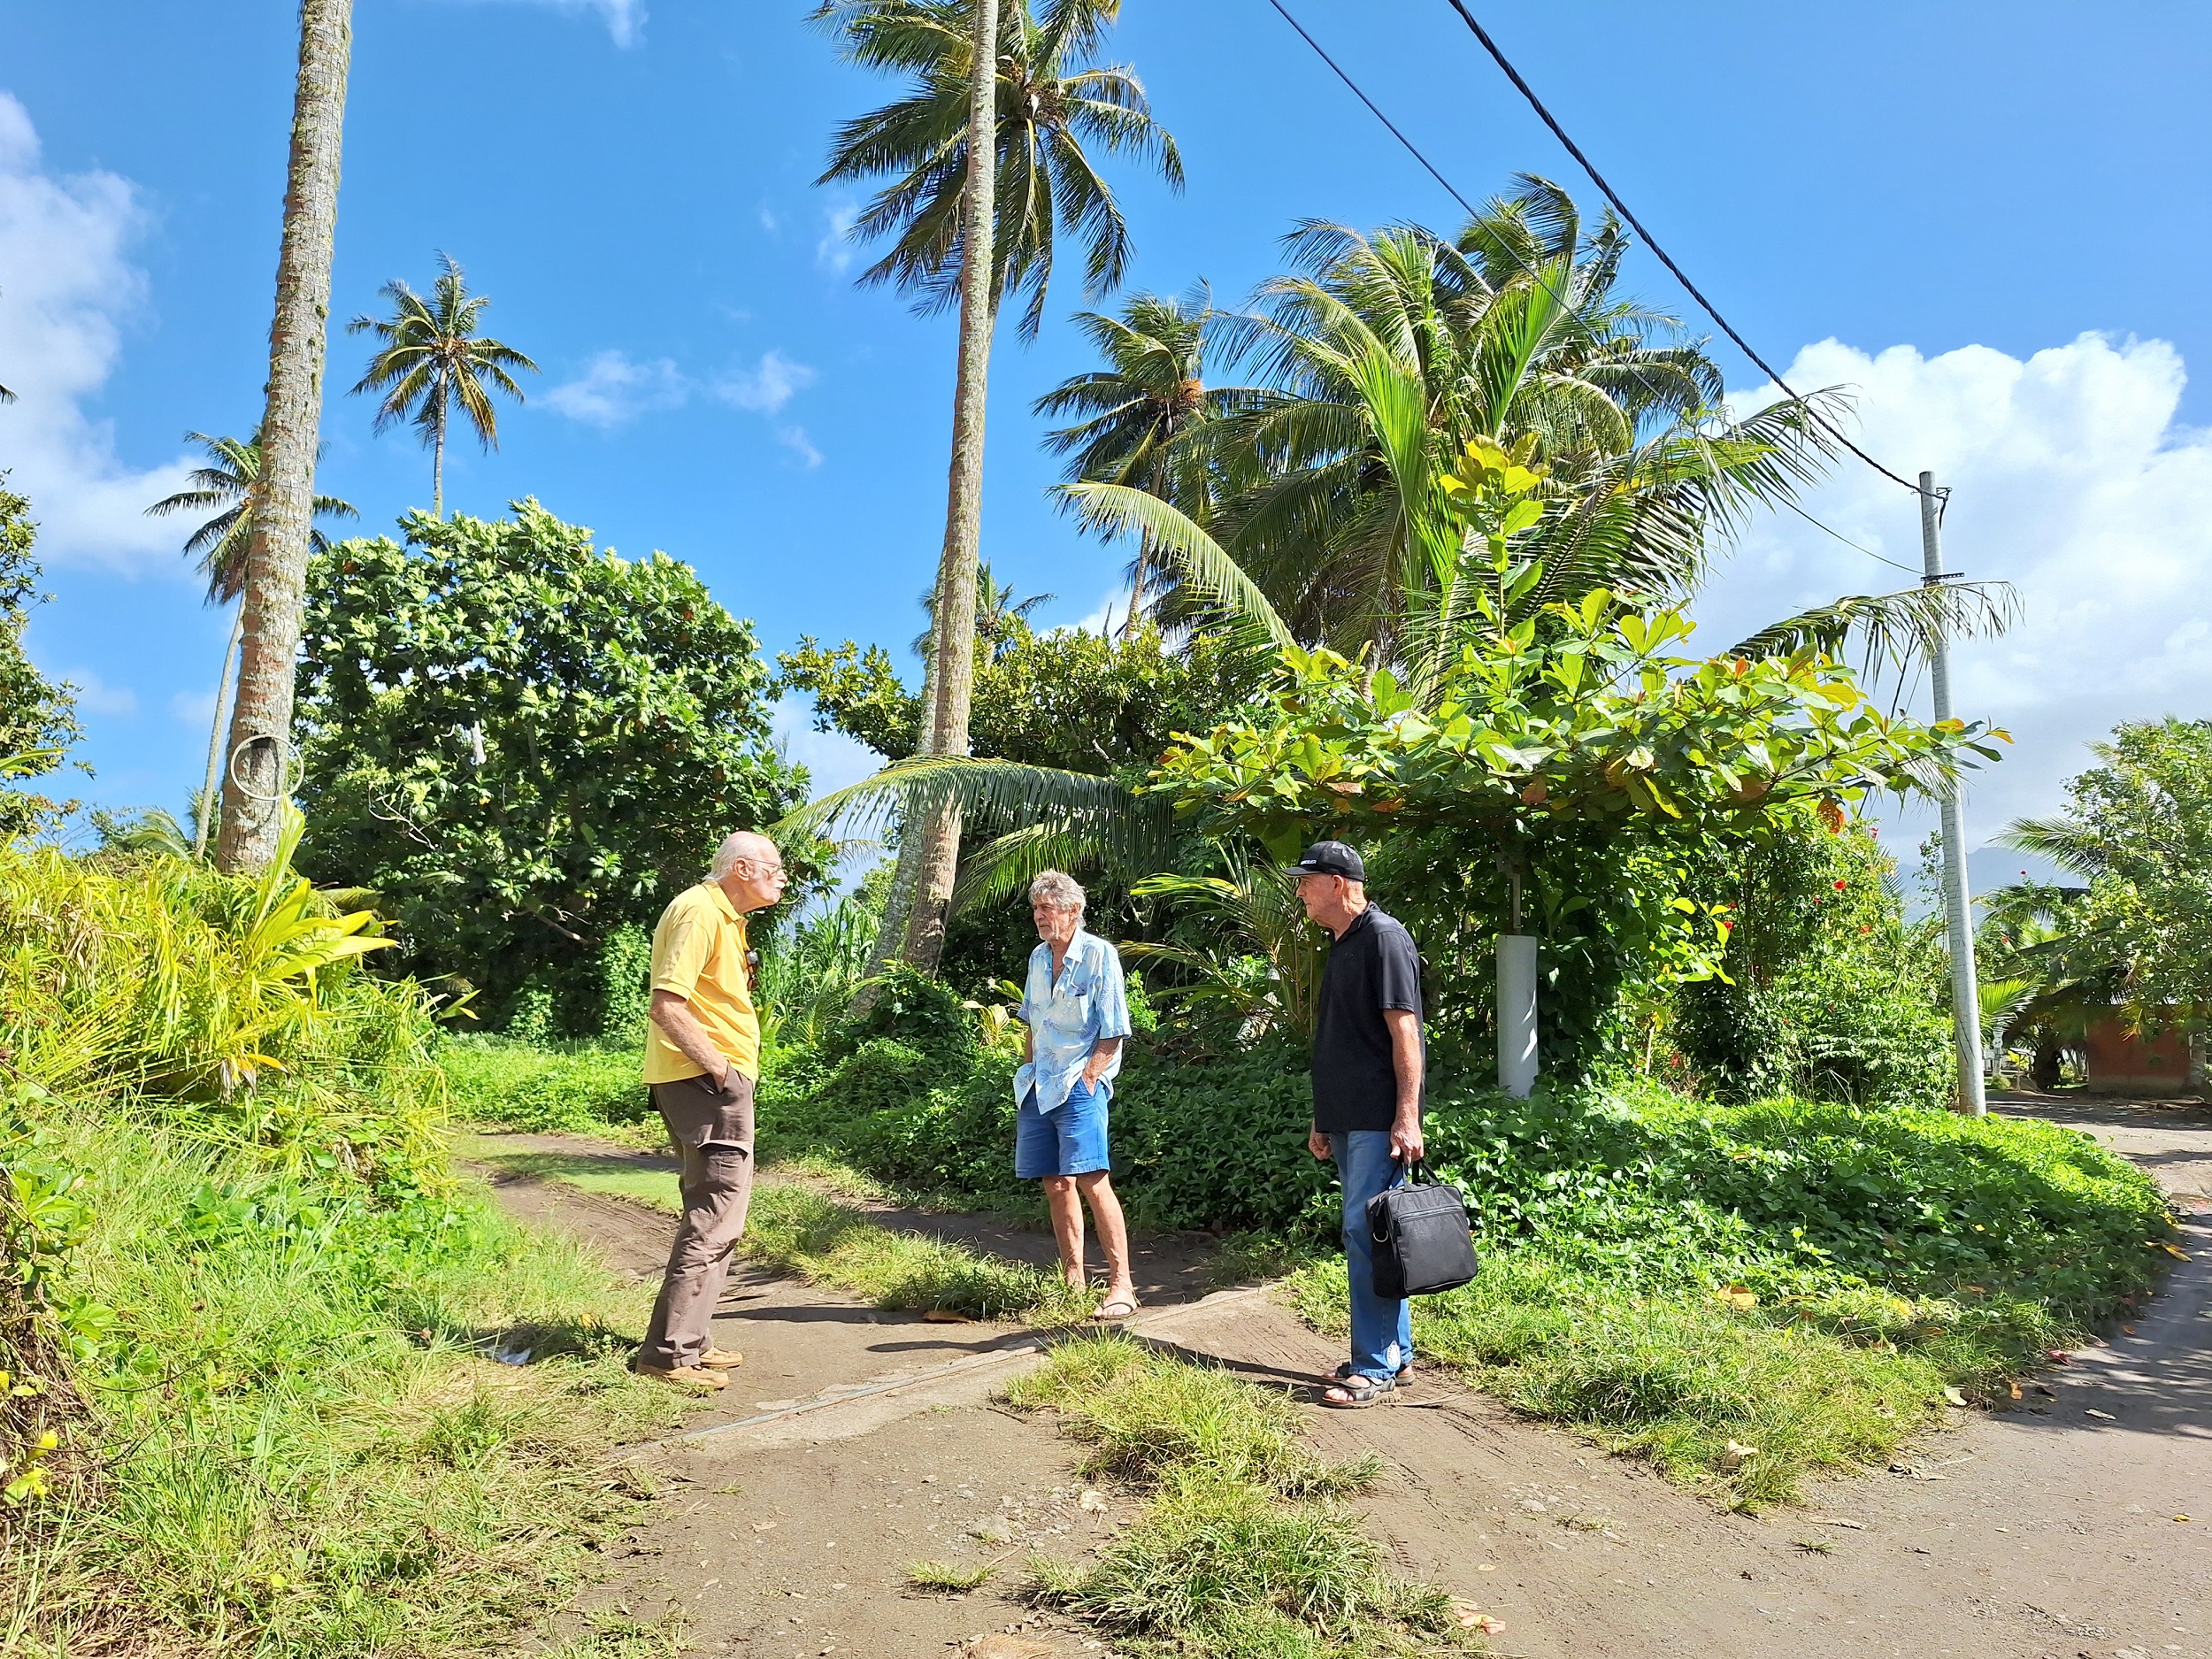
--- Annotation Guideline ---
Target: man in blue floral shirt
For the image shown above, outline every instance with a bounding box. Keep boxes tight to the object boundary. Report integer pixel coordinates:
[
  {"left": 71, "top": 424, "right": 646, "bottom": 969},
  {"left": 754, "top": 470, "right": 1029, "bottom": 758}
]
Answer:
[{"left": 1014, "top": 869, "right": 1137, "bottom": 1318}]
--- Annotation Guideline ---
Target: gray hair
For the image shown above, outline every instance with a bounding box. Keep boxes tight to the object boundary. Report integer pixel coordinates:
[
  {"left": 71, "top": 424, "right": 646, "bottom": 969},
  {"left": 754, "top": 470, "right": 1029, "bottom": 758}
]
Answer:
[
  {"left": 710, "top": 831, "right": 774, "bottom": 880},
  {"left": 1028, "top": 869, "right": 1085, "bottom": 913}
]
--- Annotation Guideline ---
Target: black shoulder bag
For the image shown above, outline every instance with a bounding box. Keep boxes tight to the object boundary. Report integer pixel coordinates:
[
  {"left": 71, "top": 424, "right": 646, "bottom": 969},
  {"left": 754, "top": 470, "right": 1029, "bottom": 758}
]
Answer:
[{"left": 1365, "top": 1161, "right": 1479, "bottom": 1299}]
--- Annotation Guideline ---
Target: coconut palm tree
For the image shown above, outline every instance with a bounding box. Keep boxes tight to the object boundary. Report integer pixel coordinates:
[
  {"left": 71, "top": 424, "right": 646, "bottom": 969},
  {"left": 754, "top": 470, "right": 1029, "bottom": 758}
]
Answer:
[
  {"left": 814, "top": 0, "right": 1181, "bottom": 979},
  {"left": 910, "top": 560, "right": 1054, "bottom": 663},
  {"left": 1036, "top": 287, "right": 1250, "bottom": 633},
  {"left": 348, "top": 252, "right": 536, "bottom": 518},
  {"left": 147, "top": 429, "right": 356, "bottom": 858},
  {"left": 149, "top": 430, "right": 358, "bottom": 604},
  {"left": 217, "top": 0, "right": 352, "bottom": 874}
]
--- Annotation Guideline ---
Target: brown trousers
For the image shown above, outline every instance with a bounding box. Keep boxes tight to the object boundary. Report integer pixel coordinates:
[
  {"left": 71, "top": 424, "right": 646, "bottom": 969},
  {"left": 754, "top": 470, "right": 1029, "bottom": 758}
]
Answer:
[{"left": 637, "top": 1069, "right": 757, "bottom": 1371}]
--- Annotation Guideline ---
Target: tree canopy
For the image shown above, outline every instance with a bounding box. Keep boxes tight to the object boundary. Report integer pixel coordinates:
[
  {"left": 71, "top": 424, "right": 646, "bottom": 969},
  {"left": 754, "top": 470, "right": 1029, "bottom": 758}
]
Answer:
[
  {"left": 294, "top": 501, "right": 810, "bottom": 1027},
  {"left": 2004, "top": 718, "right": 2212, "bottom": 1015}
]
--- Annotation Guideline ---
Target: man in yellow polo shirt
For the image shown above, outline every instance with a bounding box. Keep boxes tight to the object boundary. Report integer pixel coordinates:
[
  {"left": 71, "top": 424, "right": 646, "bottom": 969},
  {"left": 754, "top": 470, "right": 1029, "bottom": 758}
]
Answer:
[{"left": 633, "top": 829, "right": 787, "bottom": 1391}]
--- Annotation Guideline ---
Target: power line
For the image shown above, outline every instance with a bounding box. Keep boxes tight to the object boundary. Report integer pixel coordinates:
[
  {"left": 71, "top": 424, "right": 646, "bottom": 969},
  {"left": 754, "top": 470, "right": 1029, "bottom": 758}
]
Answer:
[
  {"left": 1259, "top": 0, "right": 1925, "bottom": 579},
  {"left": 1437, "top": 0, "right": 1923, "bottom": 495},
  {"left": 1773, "top": 495, "right": 1922, "bottom": 576}
]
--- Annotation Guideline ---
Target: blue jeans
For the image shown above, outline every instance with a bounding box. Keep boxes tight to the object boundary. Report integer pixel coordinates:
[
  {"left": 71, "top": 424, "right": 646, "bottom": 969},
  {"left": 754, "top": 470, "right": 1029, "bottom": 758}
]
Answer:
[{"left": 1332, "top": 1131, "right": 1413, "bottom": 1382}]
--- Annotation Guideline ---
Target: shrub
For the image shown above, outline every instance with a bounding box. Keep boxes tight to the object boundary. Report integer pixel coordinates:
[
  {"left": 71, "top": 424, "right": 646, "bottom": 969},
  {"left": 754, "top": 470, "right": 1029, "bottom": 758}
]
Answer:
[{"left": 440, "top": 1034, "right": 653, "bottom": 1137}]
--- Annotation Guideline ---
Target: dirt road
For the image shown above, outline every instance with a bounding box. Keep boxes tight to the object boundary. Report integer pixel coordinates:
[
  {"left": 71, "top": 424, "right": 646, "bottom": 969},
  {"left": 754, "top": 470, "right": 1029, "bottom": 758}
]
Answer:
[{"left": 480, "top": 1096, "right": 2210, "bottom": 1659}]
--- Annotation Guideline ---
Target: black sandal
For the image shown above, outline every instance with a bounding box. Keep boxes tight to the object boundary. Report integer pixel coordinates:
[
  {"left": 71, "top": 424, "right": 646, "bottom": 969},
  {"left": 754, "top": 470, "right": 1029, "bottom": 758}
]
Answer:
[{"left": 1321, "top": 1373, "right": 1395, "bottom": 1409}]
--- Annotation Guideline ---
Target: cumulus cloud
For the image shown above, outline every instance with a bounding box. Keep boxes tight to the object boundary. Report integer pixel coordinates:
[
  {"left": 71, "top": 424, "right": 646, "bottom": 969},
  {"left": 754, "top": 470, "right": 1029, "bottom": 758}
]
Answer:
[
  {"left": 1705, "top": 332, "right": 2212, "bottom": 841},
  {"left": 58, "top": 668, "right": 136, "bottom": 718},
  {"left": 170, "top": 687, "right": 219, "bottom": 726},
  {"left": 0, "top": 93, "right": 194, "bottom": 575},
  {"left": 436, "top": 0, "right": 645, "bottom": 46},
  {"left": 718, "top": 350, "right": 816, "bottom": 416},
  {"left": 542, "top": 349, "right": 687, "bottom": 426},
  {"left": 817, "top": 201, "right": 861, "bottom": 276},
  {"left": 776, "top": 426, "right": 824, "bottom": 469}
]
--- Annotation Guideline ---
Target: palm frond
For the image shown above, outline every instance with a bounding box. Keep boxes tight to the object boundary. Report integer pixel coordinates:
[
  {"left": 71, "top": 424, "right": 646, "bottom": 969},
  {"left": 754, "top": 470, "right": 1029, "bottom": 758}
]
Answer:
[
  {"left": 1058, "top": 482, "right": 1293, "bottom": 651},
  {"left": 1726, "top": 580, "right": 2020, "bottom": 678},
  {"left": 2000, "top": 815, "right": 2106, "bottom": 879},
  {"left": 776, "top": 755, "right": 1175, "bottom": 879}
]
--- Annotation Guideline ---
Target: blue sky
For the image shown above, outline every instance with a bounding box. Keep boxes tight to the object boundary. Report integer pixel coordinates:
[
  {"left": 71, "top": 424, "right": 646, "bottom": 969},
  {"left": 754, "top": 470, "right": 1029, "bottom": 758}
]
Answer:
[{"left": 3, "top": 0, "right": 2208, "bottom": 868}]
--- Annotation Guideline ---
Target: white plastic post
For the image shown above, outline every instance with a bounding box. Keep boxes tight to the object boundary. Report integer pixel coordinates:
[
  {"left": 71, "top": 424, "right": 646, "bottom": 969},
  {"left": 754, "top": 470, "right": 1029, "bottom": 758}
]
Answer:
[{"left": 1497, "top": 933, "right": 1539, "bottom": 1098}]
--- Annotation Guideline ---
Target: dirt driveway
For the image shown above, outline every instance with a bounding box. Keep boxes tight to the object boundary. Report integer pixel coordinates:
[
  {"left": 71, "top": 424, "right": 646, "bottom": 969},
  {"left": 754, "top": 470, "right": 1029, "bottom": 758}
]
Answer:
[{"left": 483, "top": 1095, "right": 2211, "bottom": 1659}]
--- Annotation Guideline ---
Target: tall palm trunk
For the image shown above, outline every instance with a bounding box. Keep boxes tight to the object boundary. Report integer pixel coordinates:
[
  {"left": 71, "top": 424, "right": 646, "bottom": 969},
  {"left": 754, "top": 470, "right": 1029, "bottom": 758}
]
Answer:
[
  {"left": 867, "top": 0, "right": 999, "bottom": 983},
  {"left": 194, "top": 606, "right": 244, "bottom": 860},
  {"left": 215, "top": 0, "right": 352, "bottom": 873},
  {"left": 432, "top": 417, "right": 444, "bottom": 518}
]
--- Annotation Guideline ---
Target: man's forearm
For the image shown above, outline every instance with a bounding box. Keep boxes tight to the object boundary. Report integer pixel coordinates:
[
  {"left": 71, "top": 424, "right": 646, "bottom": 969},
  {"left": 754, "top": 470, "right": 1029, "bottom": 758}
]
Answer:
[
  {"left": 650, "top": 991, "right": 729, "bottom": 1082},
  {"left": 1385, "top": 1010, "right": 1422, "bottom": 1121},
  {"left": 1082, "top": 1036, "right": 1122, "bottom": 1082}
]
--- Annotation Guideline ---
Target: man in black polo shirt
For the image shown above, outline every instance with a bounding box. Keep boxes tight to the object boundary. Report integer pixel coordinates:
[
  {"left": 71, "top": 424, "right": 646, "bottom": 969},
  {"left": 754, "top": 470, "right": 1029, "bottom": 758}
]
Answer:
[{"left": 1289, "top": 840, "right": 1425, "bottom": 1409}]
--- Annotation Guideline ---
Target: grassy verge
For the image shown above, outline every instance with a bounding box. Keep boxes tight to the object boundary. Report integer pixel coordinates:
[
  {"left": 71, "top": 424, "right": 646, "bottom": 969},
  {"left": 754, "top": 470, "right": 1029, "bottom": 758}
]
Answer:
[
  {"left": 440, "top": 1033, "right": 661, "bottom": 1143},
  {"left": 6, "top": 1120, "right": 687, "bottom": 1656},
  {"left": 1007, "top": 1335, "right": 1475, "bottom": 1658},
  {"left": 465, "top": 1144, "right": 1090, "bottom": 1325}
]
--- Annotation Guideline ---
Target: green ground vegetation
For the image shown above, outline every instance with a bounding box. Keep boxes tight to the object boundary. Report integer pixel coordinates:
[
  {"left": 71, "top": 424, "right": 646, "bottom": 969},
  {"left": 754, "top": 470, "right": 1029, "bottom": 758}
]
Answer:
[
  {"left": 448, "top": 962, "right": 2176, "bottom": 1507},
  {"left": 0, "top": 835, "right": 688, "bottom": 1655},
  {"left": 1009, "top": 1334, "right": 1472, "bottom": 1658}
]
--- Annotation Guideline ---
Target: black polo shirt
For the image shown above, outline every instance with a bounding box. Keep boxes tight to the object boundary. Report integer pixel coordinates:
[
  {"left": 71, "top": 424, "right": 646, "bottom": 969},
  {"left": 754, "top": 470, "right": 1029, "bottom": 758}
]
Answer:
[{"left": 1310, "top": 902, "right": 1425, "bottom": 1133}]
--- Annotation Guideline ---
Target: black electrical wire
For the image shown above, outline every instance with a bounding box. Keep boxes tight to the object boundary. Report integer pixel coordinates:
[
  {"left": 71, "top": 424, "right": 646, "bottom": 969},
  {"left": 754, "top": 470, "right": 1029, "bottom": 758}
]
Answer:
[
  {"left": 1260, "top": 0, "right": 1930, "bottom": 579},
  {"left": 1437, "top": 0, "right": 1924, "bottom": 495}
]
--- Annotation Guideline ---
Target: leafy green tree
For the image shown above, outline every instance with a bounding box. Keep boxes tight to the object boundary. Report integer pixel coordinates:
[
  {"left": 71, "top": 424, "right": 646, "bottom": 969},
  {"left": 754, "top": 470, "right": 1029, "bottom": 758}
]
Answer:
[
  {"left": 2005, "top": 718, "right": 2212, "bottom": 1015},
  {"left": 1148, "top": 600, "right": 1998, "bottom": 1070},
  {"left": 1035, "top": 287, "right": 1240, "bottom": 630},
  {"left": 146, "top": 428, "right": 357, "bottom": 857},
  {"left": 1669, "top": 828, "right": 1952, "bottom": 1108},
  {"left": 293, "top": 501, "right": 812, "bottom": 1028},
  {"left": 348, "top": 253, "right": 536, "bottom": 518},
  {"left": 816, "top": 0, "right": 1182, "bottom": 978},
  {"left": 0, "top": 479, "right": 81, "bottom": 839}
]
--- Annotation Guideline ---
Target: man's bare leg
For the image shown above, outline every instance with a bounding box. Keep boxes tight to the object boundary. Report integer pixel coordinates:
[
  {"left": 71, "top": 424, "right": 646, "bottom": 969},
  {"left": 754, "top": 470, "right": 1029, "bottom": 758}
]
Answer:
[
  {"left": 1074, "top": 1171, "right": 1136, "bottom": 1308},
  {"left": 1043, "top": 1173, "right": 1087, "bottom": 1290}
]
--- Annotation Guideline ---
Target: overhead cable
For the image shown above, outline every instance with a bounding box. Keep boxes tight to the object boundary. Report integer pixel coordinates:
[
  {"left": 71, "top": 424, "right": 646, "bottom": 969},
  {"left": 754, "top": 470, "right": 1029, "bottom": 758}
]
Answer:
[
  {"left": 1260, "top": 0, "right": 1932, "bottom": 577},
  {"left": 1437, "top": 0, "right": 1923, "bottom": 494}
]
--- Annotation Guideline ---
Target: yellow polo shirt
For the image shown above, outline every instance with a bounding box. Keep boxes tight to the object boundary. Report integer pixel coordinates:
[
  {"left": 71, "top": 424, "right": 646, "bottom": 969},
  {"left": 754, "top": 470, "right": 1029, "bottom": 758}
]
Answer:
[{"left": 642, "top": 881, "right": 760, "bottom": 1086}]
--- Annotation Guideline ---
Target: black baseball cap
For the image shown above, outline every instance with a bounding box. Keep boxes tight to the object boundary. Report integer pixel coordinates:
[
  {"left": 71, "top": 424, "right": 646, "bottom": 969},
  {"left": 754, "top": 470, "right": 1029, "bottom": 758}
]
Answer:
[{"left": 1283, "top": 841, "right": 1365, "bottom": 882}]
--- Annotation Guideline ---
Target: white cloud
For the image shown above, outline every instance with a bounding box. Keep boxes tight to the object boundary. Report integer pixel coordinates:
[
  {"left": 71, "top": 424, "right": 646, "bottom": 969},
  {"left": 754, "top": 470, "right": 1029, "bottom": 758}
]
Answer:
[
  {"left": 771, "top": 695, "right": 880, "bottom": 803},
  {"left": 442, "top": 0, "right": 644, "bottom": 46},
  {"left": 170, "top": 687, "right": 218, "bottom": 726},
  {"left": 757, "top": 204, "right": 782, "bottom": 236},
  {"left": 817, "top": 201, "right": 861, "bottom": 276},
  {"left": 0, "top": 94, "right": 195, "bottom": 575},
  {"left": 542, "top": 349, "right": 688, "bottom": 426},
  {"left": 777, "top": 426, "right": 824, "bottom": 469},
  {"left": 718, "top": 350, "right": 816, "bottom": 416},
  {"left": 1705, "top": 332, "right": 2212, "bottom": 844},
  {"left": 60, "top": 668, "right": 136, "bottom": 717},
  {"left": 1066, "top": 582, "right": 1133, "bottom": 638}
]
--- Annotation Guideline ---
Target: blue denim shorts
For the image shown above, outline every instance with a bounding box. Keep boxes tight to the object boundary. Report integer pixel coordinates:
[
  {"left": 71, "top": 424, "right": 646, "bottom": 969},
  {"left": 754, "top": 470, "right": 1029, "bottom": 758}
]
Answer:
[{"left": 1015, "top": 1080, "right": 1111, "bottom": 1179}]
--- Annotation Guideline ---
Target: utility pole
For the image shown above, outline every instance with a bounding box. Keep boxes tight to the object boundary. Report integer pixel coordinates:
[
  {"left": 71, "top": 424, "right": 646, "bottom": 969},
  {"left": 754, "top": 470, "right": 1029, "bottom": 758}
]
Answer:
[{"left": 1919, "top": 472, "right": 1986, "bottom": 1117}]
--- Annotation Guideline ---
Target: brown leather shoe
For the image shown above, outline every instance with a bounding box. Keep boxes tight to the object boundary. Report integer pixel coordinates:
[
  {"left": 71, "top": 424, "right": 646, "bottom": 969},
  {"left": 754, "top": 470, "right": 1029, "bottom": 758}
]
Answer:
[
  {"left": 632, "top": 1360, "right": 728, "bottom": 1393},
  {"left": 698, "top": 1347, "right": 745, "bottom": 1370}
]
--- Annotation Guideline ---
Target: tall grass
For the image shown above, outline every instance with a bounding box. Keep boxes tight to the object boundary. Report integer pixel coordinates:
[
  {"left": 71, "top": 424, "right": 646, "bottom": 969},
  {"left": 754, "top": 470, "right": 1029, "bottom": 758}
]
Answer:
[
  {"left": 4, "top": 1118, "right": 681, "bottom": 1655},
  {"left": 0, "top": 824, "right": 448, "bottom": 1188},
  {"left": 1, "top": 830, "right": 695, "bottom": 1654}
]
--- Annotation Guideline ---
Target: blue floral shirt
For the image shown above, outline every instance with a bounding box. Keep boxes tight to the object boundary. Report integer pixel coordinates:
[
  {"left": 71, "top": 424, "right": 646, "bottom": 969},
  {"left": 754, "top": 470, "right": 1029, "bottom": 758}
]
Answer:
[{"left": 1014, "top": 928, "right": 1132, "bottom": 1114}]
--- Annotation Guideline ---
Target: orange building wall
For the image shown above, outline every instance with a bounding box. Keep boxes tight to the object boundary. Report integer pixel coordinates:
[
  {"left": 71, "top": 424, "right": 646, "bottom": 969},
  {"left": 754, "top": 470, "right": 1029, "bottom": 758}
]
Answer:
[{"left": 2083, "top": 1015, "right": 2192, "bottom": 1095}]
